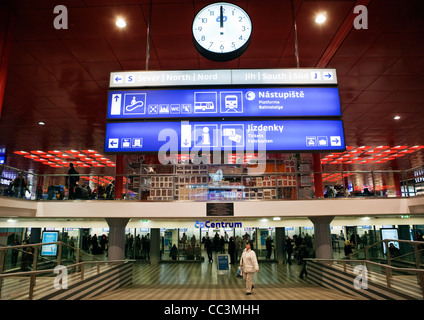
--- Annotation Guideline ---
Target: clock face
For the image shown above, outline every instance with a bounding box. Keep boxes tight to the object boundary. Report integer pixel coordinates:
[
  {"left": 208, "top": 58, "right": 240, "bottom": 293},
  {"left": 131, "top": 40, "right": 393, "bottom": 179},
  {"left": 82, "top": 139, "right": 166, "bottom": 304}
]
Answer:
[{"left": 192, "top": 2, "right": 252, "bottom": 61}]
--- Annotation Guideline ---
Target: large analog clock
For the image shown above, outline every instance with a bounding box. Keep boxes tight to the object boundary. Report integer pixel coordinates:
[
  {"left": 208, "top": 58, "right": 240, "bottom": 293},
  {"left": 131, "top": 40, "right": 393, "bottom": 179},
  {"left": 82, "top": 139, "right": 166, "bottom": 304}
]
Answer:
[{"left": 192, "top": 2, "right": 252, "bottom": 62}]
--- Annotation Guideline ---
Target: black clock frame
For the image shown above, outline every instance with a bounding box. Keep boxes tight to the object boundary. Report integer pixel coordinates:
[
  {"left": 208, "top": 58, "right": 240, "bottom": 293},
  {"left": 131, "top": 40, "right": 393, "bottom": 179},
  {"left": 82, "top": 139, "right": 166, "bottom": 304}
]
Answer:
[{"left": 191, "top": 2, "right": 252, "bottom": 62}]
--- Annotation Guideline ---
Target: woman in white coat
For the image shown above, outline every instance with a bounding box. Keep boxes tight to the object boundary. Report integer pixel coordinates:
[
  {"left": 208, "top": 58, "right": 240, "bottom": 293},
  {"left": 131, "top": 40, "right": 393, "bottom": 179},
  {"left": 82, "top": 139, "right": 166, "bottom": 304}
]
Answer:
[{"left": 239, "top": 241, "right": 259, "bottom": 295}]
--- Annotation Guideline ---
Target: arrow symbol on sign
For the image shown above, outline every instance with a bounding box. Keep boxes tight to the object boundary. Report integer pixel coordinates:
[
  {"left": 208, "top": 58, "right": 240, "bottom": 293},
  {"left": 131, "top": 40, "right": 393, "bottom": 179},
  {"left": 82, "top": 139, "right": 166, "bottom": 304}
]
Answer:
[
  {"left": 183, "top": 139, "right": 189, "bottom": 146},
  {"left": 114, "top": 95, "right": 120, "bottom": 102},
  {"left": 325, "top": 73, "right": 332, "bottom": 78},
  {"left": 115, "top": 76, "right": 122, "bottom": 82},
  {"left": 110, "top": 140, "right": 117, "bottom": 146}
]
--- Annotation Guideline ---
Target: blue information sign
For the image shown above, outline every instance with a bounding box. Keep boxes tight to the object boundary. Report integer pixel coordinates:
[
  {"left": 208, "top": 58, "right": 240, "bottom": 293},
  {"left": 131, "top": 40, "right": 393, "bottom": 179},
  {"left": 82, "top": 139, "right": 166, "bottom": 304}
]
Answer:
[
  {"left": 107, "top": 87, "right": 341, "bottom": 119},
  {"left": 104, "top": 120, "right": 345, "bottom": 153},
  {"left": 0, "top": 146, "right": 5, "bottom": 164},
  {"left": 41, "top": 231, "right": 59, "bottom": 257},
  {"left": 217, "top": 254, "right": 230, "bottom": 271}
]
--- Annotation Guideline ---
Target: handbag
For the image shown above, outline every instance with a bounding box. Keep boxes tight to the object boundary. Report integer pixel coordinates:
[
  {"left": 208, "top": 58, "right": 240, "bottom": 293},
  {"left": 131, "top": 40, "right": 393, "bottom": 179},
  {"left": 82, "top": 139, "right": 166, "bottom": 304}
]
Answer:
[{"left": 236, "top": 266, "right": 243, "bottom": 278}]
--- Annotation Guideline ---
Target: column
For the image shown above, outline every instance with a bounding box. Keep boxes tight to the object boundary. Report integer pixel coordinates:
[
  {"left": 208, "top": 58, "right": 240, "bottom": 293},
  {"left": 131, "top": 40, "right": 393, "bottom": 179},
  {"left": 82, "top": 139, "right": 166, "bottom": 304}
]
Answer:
[
  {"left": 0, "top": 5, "right": 14, "bottom": 117},
  {"left": 398, "top": 225, "right": 413, "bottom": 255},
  {"left": 106, "top": 218, "right": 130, "bottom": 260},
  {"left": 114, "top": 155, "right": 124, "bottom": 199},
  {"left": 29, "top": 228, "right": 41, "bottom": 243},
  {"left": 309, "top": 216, "right": 334, "bottom": 259},
  {"left": 312, "top": 153, "right": 324, "bottom": 198},
  {"left": 275, "top": 227, "right": 285, "bottom": 264},
  {"left": 150, "top": 228, "right": 161, "bottom": 264}
]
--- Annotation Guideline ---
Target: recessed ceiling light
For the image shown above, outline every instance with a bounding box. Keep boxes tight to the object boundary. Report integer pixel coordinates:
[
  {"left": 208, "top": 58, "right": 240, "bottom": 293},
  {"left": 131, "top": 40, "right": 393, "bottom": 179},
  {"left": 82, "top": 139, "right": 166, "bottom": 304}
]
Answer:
[
  {"left": 315, "top": 13, "right": 327, "bottom": 24},
  {"left": 38, "top": 121, "right": 45, "bottom": 125},
  {"left": 116, "top": 17, "right": 126, "bottom": 28},
  {"left": 394, "top": 116, "right": 401, "bottom": 120}
]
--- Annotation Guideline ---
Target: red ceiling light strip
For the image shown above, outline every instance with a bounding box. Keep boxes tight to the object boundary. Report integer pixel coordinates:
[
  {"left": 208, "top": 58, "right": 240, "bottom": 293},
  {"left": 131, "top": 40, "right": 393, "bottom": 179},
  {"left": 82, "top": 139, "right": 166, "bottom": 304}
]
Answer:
[
  {"left": 14, "top": 149, "right": 116, "bottom": 168},
  {"left": 322, "top": 145, "right": 424, "bottom": 165}
]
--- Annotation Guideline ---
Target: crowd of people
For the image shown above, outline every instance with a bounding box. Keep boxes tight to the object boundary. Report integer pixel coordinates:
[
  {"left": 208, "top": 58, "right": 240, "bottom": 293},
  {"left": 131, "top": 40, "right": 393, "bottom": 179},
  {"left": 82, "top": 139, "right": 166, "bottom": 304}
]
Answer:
[
  {"left": 125, "top": 233, "right": 151, "bottom": 260},
  {"left": 285, "top": 233, "right": 314, "bottom": 265},
  {"left": 82, "top": 233, "right": 109, "bottom": 255}
]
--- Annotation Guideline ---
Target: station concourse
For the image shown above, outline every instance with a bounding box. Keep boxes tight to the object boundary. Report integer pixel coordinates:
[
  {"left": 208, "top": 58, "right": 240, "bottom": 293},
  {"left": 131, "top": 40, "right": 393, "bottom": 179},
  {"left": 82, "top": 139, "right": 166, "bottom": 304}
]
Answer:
[{"left": 0, "top": 0, "right": 423, "bottom": 306}]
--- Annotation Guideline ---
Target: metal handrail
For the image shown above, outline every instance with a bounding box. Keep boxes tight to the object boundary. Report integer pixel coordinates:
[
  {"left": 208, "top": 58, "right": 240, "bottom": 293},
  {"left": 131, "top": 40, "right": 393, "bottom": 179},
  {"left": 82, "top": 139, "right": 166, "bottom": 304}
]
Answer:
[
  {"left": 0, "top": 259, "right": 132, "bottom": 300},
  {"left": 350, "top": 239, "right": 424, "bottom": 263},
  {"left": 307, "top": 258, "right": 424, "bottom": 299}
]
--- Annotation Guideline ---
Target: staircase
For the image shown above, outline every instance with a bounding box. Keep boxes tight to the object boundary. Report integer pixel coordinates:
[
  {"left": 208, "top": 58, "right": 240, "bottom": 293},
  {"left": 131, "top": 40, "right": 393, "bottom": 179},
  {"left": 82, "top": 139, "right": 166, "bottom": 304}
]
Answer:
[
  {"left": 0, "top": 262, "right": 133, "bottom": 300},
  {"left": 307, "top": 259, "right": 423, "bottom": 300}
]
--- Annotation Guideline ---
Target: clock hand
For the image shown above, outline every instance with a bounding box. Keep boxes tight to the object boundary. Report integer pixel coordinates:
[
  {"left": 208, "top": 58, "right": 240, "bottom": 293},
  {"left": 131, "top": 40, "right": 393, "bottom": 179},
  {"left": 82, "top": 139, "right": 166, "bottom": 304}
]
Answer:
[{"left": 220, "top": 5, "right": 224, "bottom": 35}]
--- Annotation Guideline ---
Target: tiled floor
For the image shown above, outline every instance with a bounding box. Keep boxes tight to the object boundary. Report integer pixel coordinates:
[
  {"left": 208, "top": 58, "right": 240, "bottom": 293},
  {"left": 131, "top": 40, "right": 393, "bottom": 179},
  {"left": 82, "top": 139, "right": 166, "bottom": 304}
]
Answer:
[{"left": 91, "top": 258, "right": 358, "bottom": 300}]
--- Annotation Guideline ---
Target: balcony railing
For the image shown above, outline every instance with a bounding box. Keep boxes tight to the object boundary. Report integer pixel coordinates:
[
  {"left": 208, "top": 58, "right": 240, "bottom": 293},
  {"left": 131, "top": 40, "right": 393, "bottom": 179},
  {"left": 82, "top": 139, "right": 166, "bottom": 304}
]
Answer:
[{"left": 1, "top": 163, "right": 423, "bottom": 202}]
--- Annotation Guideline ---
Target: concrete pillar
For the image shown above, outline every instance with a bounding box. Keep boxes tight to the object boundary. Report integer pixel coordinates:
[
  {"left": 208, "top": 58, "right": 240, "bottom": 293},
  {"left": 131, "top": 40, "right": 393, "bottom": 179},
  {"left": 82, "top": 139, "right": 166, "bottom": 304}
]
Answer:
[
  {"left": 312, "top": 153, "right": 324, "bottom": 198},
  {"left": 29, "top": 228, "right": 41, "bottom": 244},
  {"left": 309, "top": 216, "right": 334, "bottom": 259},
  {"left": 398, "top": 225, "right": 412, "bottom": 255},
  {"left": 275, "top": 227, "right": 285, "bottom": 264},
  {"left": 150, "top": 228, "right": 160, "bottom": 264},
  {"left": 106, "top": 218, "right": 130, "bottom": 260},
  {"left": 114, "top": 155, "right": 124, "bottom": 199}
]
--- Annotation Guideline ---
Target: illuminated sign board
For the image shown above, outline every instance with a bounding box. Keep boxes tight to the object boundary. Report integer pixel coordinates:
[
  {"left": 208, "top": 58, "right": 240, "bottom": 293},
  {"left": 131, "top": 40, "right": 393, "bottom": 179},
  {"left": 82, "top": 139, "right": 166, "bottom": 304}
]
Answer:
[
  {"left": 41, "top": 231, "right": 59, "bottom": 257},
  {"left": 104, "top": 119, "right": 345, "bottom": 153},
  {"left": 381, "top": 228, "right": 400, "bottom": 255},
  {"left": 109, "top": 68, "right": 338, "bottom": 88},
  {"left": 107, "top": 87, "right": 341, "bottom": 119},
  {"left": 0, "top": 146, "right": 5, "bottom": 164}
]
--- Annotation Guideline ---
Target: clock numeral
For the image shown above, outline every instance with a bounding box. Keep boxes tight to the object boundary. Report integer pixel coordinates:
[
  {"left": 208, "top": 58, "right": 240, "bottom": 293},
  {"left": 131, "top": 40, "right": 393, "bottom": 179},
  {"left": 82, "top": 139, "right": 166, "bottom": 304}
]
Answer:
[
  {"left": 208, "top": 42, "right": 213, "bottom": 49},
  {"left": 232, "top": 42, "right": 236, "bottom": 48},
  {"left": 220, "top": 44, "right": 224, "bottom": 51},
  {"left": 201, "top": 18, "right": 207, "bottom": 23},
  {"left": 197, "top": 26, "right": 202, "bottom": 32},
  {"left": 239, "top": 16, "right": 244, "bottom": 22},
  {"left": 201, "top": 35, "right": 206, "bottom": 41},
  {"left": 209, "top": 10, "right": 214, "bottom": 16}
]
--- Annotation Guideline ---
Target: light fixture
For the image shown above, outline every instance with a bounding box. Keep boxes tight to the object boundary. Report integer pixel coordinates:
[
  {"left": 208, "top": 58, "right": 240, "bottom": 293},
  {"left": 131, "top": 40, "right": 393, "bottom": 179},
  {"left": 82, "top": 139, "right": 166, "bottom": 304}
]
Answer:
[
  {"left": 38, "top": 121, "right": 45, "bottom": 125},
  {"left": 394, "top": 116, "right": 401, "bottom": 120},
  {"left": 273, "top": 217, "right": 281, "bottom": 221},
  {"left": 116, "top": 17, "right": 126, "bottom": 28},
  {"left": 7, "top": 219, "right": 16, "bottom": 223},
  {"left": 315, "top": 13, "right": 327, "bottom": 24}
]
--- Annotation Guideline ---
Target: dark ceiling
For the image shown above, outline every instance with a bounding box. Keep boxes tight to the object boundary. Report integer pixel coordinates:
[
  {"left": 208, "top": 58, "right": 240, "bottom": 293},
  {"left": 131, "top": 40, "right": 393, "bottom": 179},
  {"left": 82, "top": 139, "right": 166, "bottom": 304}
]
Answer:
[{"left": 0, "top": 0, "right": 424, "bottom": 173}]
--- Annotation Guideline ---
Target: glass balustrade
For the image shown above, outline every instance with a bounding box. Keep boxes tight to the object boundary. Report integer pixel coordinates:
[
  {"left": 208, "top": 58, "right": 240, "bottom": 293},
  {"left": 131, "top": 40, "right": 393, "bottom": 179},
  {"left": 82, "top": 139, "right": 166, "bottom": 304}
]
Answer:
[{"left": 1, "top": 163, "right": 424, "bottom": 201}]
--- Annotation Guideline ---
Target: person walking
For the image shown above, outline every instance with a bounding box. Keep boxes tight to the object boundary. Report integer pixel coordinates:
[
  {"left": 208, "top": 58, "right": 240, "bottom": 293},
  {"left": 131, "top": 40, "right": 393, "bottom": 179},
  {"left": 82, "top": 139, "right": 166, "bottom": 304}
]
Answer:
[
  {"left": 239, "top": 241, "right": 259, "bottom": 295},
  {"left": 298, "top": 240, "right": 309, "bottom": 279},
  {"left": 285, "top": 237, "right": 293, "bottom": 265},
  {"left": 205, "top": 236, "right": 213, "bottom": 262}
]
